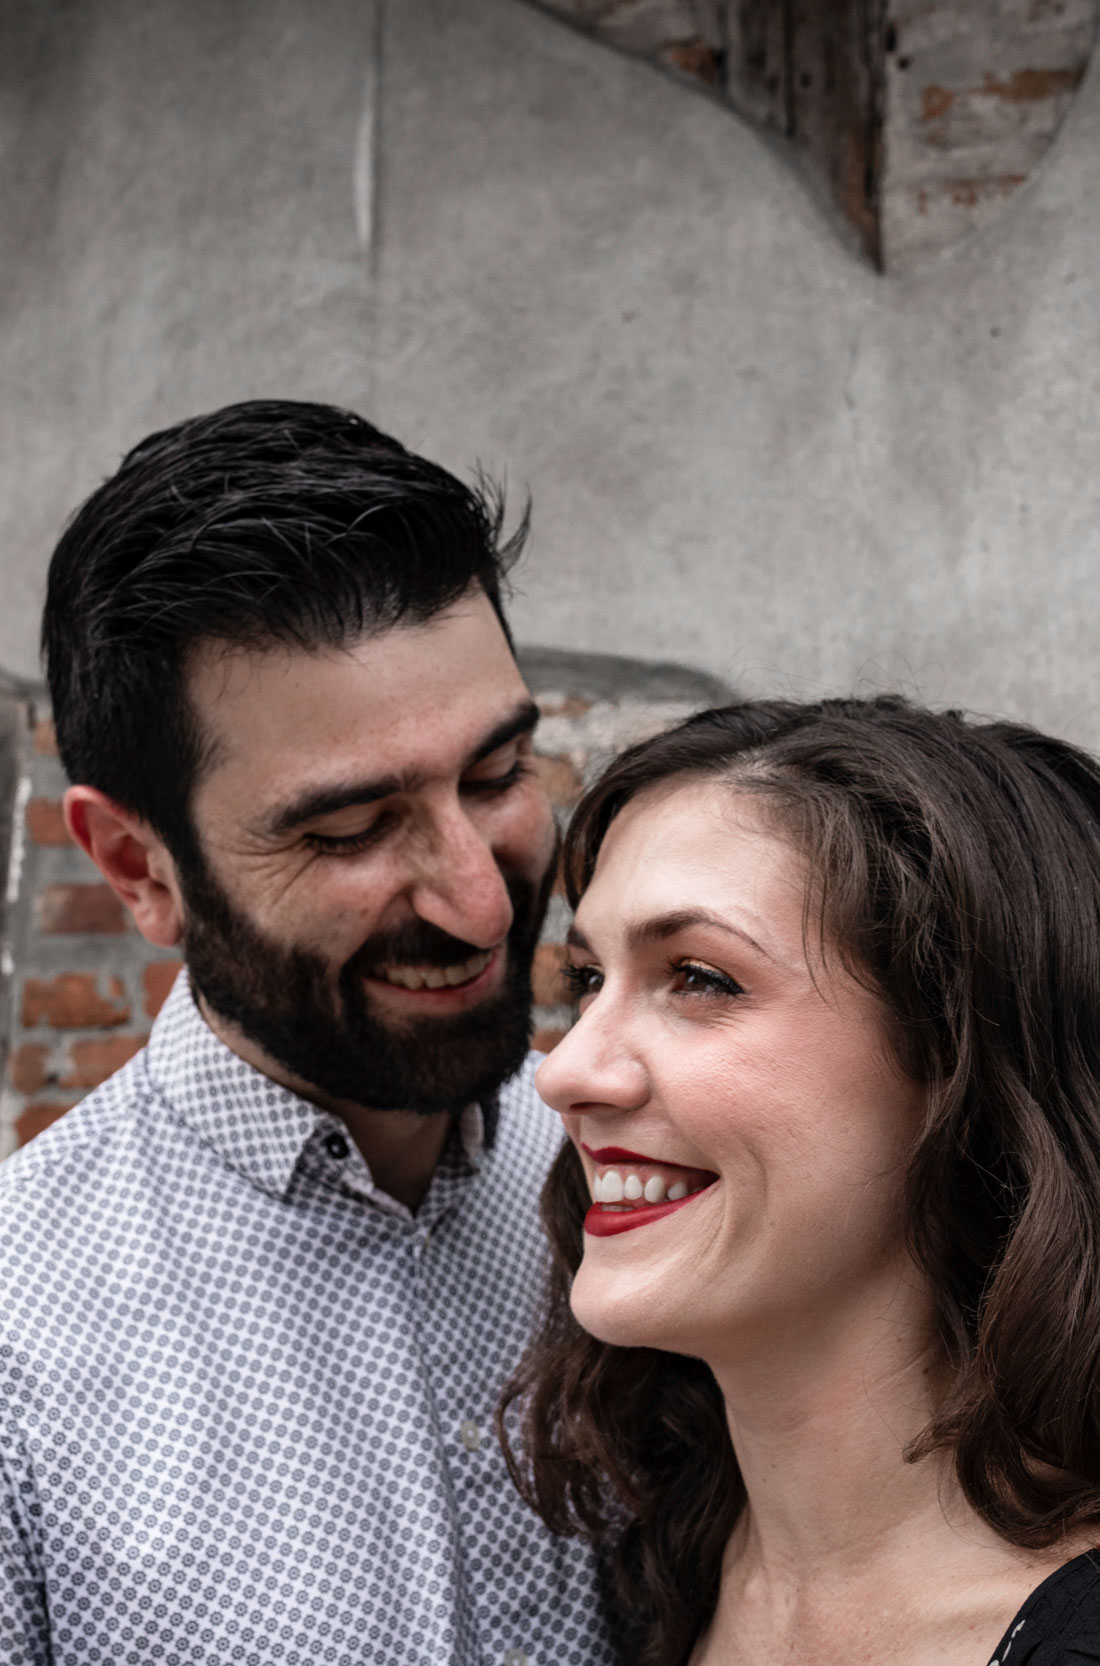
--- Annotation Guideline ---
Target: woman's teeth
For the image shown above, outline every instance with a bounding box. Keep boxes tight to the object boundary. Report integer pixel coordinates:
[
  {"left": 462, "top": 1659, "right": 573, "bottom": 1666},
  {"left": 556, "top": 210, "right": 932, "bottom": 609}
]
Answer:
[
  {"left": 592, "top": 1166, "right": 705, "bottom": 1206},
  {"left": 375, "top": 950, "right": 491, "bottom": 991}
]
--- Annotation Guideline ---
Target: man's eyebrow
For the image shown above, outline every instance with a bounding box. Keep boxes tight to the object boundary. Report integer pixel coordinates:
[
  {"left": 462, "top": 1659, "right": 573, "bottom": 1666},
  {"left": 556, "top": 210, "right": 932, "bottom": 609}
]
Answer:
[
  {"left": 466, "top": 699, "right": 540, "bottom": 767},
  {"left": 261, "top": 698, "right": 541, "bottom": 838},
  {"left": 565, "top": 910, "right": 770, "bottom": 960}
]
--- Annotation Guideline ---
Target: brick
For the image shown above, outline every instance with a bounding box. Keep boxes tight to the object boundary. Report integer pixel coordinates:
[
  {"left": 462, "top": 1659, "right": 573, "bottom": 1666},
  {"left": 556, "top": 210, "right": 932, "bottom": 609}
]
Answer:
[
  {"left": 532, "top": 941, "right": 569, "bottom": 1007},
  {"left": 34, "top": 718, "right": 59, "bottom": 756},
  {"left": 36, "top": 882, "right": 127, "bottom": 934},
  {"left": 659, "top": 39, "right": 720, "bottom": 86},
  {"left": 15, "top": 1101, "right": 77, "bottom": 1145},
  {"left": 536, "top": 694, "right": 591, "bottom": 719},
  {"left": 532, "top": 1026, "right": 567, "bottom": 1055},
  {"left": 22, "top": 972, "right": 131, "bottom": 1028},
  {"left": 60, "top": 1034, "right": 146, "bottom": 1089},
  {"left": 143, "top": 960, "right": 184, "bottom": 1018},
  {"left": 25, "top": 796, "right": 71, "bottom": 846},
  {"left": 8, "top": 1043, "right": 51, "bottom": 1095},
  {"left": 533, "top": 753, "right": 583, "bottom": 811}
]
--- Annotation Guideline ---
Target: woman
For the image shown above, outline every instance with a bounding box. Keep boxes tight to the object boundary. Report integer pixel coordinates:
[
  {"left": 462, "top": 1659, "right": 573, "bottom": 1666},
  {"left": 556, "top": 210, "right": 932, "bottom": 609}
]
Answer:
[{"left": 501, "top": 696, "right": 1100, "bottom": 1666}]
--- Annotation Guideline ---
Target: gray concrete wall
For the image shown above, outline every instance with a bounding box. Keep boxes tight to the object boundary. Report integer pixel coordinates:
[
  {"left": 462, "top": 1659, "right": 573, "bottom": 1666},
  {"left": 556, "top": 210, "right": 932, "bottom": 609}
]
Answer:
[{"left": 2, "top": 0, "right": 1100, "bottom": 745}]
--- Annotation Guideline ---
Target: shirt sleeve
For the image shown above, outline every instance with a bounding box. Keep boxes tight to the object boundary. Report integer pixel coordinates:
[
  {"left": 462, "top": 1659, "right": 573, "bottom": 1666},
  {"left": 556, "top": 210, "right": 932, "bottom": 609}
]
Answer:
[{"left": 0, "top": 1402, "right": 49, "bottom": 1666}]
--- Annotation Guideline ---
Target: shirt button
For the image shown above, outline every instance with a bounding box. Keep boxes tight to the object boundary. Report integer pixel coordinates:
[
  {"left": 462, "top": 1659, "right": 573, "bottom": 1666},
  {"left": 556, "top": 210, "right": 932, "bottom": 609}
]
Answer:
[
  {"left": 324, "top": 1132, "right": 350, "bottom": 1160},
  {"left": 459, "top": 1418, "right": 482, "bottom": 1451},
  {"left": 502, "top": 1651, "right": 529, "bottom": 1666}
]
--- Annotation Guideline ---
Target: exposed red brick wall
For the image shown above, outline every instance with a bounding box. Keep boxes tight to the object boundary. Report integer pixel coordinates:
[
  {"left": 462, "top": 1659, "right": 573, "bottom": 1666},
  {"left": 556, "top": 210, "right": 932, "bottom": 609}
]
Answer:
[{"left": 2, "top": 710, "right": 184, "bottom": 1147}]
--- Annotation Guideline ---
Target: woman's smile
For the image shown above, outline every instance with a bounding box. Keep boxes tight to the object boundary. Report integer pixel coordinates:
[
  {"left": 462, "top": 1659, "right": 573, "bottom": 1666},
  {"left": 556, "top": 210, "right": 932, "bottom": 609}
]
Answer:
[
  {"left": 580, "top": 1143, "right": 719, "bottom": 1235},
  {"left": 535, "top": 776, "right": 925, "bottom": 1360}
]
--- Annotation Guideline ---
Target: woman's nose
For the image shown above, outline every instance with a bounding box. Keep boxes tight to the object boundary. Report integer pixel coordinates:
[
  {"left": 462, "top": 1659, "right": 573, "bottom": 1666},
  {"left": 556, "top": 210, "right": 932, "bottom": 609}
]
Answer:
[{"left": 535, "top": 1002, "right": 649, "bottom": 1117}]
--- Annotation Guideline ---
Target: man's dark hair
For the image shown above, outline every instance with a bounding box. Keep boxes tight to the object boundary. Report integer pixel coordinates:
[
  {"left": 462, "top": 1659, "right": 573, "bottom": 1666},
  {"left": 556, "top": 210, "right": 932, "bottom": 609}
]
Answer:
[
  {"left": 42, "top": 398, "right": 527, "bottom": 860},
  {"left": 501, "top": 694, "right": 1100, "bottom": 1666}
]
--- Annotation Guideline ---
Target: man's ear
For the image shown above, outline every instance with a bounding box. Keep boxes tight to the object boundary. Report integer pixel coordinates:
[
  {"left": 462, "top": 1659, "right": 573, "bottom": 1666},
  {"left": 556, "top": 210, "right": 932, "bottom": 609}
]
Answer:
[{"left": 64, "top": 787, "right": 186, "bottom": 949}]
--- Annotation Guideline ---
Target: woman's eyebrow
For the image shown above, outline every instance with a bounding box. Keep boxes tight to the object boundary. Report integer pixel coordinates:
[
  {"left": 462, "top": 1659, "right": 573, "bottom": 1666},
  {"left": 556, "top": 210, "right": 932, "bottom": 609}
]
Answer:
[
  {"left": 626, "top": 908, "right": 771, "bottom": 961},
  {"left": 566, "top": 910, "right": 771, "bottom": 961}
]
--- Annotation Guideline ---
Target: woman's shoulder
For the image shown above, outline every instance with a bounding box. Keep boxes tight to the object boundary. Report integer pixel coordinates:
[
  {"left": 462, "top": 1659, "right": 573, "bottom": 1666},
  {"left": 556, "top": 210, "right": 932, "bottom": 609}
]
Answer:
[{"left": 988, "top": 1552, "right": 1100, "bottom": 1665}]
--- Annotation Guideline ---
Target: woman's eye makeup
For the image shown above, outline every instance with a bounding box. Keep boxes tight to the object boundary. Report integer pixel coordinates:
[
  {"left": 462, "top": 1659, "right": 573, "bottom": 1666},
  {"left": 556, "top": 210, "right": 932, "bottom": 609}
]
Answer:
[
  {"left": 669, "top": 959, "right": 745, "bottom": 999},
  {"left": 559, "top": 958, "right": 744, "bottom": 1001},
  {"left": 560, "top": 962, "right": 603, "bottom": 1000}
]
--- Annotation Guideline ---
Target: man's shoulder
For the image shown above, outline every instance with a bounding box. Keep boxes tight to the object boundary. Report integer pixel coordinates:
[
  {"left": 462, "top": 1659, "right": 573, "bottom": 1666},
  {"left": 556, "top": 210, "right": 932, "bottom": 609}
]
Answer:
[{"left": 0, "top": 1049, "right": 150, "bottom": 1231}]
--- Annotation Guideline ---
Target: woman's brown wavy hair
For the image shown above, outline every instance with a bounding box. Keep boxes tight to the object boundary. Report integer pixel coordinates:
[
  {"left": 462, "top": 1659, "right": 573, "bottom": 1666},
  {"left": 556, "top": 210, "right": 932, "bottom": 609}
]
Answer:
[{"left": 498, "top": 695, "right": 1100, "bottom": 1665}]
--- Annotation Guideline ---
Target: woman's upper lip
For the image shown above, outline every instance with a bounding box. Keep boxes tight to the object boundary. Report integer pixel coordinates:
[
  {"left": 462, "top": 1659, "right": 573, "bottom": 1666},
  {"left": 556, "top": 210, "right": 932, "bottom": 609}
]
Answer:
[{"left": 582, "top": 1143, "right": 704, "bottom": 1171}]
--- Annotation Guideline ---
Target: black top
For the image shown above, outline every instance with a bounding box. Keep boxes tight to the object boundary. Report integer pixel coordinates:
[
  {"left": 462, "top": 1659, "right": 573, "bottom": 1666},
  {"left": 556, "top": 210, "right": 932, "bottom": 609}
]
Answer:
[{"left": 987, "top": 1553, "right": 1100, "bottom": 1664}]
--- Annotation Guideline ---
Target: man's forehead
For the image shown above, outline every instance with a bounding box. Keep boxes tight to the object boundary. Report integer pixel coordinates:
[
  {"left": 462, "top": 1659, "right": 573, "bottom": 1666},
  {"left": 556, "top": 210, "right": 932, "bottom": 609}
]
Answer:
[{"left": 184, "top": 598, "right": 531, "bottom": 800}]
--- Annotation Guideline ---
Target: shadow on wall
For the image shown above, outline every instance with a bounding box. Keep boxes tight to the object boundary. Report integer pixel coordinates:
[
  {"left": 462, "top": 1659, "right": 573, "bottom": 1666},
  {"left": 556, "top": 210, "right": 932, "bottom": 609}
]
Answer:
[{"left": 0, "top": 648, "right": 732, "bottom": 1159}]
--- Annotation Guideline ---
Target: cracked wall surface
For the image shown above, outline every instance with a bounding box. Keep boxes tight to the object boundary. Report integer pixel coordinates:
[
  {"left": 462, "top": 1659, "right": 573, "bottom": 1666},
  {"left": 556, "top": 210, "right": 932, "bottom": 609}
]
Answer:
[
  {"left": 3, "top": 0, "right": 1100, "bottom": 755},
  {"left": 527, "top": 0, "right": 1097, "bottom": 267}
]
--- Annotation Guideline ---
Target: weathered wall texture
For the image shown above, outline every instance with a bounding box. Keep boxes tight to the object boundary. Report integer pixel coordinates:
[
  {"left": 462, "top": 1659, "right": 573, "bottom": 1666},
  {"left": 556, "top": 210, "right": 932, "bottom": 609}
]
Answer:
[
  {"left": 530, "top": 1, "right": 1097, "bottom": 269},
  {"left": 2, "top": 0, "right": 1100, "bottom": 750}
]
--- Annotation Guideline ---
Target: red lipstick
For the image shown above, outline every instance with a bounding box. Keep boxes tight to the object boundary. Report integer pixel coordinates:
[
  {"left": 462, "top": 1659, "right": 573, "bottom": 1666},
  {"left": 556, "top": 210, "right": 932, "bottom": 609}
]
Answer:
[
  {"left": 583, "top": 1144, "right": 695, "bottom": 1168},
  {"left": 584, "top": 1193, "right": 703, "bottom": 1237}
]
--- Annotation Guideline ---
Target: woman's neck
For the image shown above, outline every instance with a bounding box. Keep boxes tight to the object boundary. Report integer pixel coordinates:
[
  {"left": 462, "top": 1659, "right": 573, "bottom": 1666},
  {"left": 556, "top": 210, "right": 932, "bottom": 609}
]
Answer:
[
  {"left": 693, "top": 1267, "right": 1075, "bottom": 1666},
  {"left": 714, "top": 1268, "right": 947, "bottom": 1570}
]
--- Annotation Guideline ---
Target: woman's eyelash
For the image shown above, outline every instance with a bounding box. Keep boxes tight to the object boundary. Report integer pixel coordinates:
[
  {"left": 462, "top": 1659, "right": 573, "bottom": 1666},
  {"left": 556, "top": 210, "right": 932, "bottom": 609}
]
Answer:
[
  {"left": 560, "top": 962, "right": 601, "bottom": 999},
  {"left": 558, "top": 960, "right": 744, "bottom": 1000},
  {"left": 671, "top": 960, "right": 744, "bottom": 998}
]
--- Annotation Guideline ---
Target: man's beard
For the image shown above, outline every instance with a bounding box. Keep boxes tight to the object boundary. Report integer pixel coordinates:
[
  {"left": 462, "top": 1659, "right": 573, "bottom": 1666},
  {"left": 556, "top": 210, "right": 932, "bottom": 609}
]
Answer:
[{"left": 178, "top": 851, "right": 556, "bottom": 1116}]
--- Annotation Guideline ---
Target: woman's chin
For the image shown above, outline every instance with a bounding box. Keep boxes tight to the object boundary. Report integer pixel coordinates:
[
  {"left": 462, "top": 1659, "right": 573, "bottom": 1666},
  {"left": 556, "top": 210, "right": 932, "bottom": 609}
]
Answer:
[{"left": 570, "top": 1269, "right": 690, "bottom": 1354}]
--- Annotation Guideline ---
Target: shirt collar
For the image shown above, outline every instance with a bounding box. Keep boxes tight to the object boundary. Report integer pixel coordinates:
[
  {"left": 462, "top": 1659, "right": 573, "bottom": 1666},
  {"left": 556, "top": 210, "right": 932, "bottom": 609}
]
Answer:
[{"left": 144, "top": 970, "right": 491, "bottom": 1201}]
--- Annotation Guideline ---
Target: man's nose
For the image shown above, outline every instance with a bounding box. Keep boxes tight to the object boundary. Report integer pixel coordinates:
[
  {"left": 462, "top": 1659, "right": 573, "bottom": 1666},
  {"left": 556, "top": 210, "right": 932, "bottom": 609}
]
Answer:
[
  {"left": 407, "top": 801, "right": 515, "bottom": 949},
  {"left": 535, "top": 999, "right": 649, "bottom": 1117}
]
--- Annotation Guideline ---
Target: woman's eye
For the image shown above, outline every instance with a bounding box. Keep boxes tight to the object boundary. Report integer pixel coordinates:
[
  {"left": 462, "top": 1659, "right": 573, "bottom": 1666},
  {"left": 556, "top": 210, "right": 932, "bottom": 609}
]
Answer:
[
  {"left": 560, "top": 962, "right": 603, "bottom": 1001},
  {"left": 670, "top": 961, "right": 744, "bottom": 999}
]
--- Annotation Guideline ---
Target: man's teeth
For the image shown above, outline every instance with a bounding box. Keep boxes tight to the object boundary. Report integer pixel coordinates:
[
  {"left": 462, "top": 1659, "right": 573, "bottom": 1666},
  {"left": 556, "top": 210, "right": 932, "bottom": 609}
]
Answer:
[
  {"left": 375, "top": 950, "right": 492, "bottom": 991},
  {"left": 592, "top": 1168, "right": 697, "bottom": 1206}
]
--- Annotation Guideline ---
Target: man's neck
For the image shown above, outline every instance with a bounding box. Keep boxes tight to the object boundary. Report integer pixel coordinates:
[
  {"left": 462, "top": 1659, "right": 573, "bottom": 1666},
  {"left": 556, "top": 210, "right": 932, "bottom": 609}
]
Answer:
[{"left": 197, "top": 994, "right": 453, "bottom": 1211}]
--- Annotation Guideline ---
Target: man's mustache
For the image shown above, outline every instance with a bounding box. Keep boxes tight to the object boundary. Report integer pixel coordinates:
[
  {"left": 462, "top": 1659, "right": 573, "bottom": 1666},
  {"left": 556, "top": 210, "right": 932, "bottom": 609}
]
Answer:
[
  {"left": 347, "top": 919, "right": 489, "bottom": 975},
  {"left": 343, "top": 866, "right": 545, "bottom": 978}
]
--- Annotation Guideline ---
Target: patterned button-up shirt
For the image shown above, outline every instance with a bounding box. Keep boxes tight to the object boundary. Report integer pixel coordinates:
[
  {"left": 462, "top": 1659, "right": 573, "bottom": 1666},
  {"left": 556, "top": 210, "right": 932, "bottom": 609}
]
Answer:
[{"left": 0, "top": 973, "right": 616, "bottom": 1666}]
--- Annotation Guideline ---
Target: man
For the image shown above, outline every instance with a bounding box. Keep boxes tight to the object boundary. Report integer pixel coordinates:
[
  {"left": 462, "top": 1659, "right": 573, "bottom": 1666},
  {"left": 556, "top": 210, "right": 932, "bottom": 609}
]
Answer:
[{"left": 0, "top": 402, "right": 616, "bottom": 1665}]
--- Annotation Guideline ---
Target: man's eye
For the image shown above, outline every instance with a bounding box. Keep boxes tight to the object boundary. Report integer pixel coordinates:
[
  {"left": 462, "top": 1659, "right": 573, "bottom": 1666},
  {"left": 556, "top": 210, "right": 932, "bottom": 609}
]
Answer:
[
  {"left": 463, "top": 757, "right": 528, "bottom": 795},
  {"left": 670, "top": 961, "right": 744, "bottom": 999},
  {"left": 560, "top": 962, "right": 603, "bottom": 1001},
  {"left": 304, "top": 821, "right": 386, "bottom": 855}
]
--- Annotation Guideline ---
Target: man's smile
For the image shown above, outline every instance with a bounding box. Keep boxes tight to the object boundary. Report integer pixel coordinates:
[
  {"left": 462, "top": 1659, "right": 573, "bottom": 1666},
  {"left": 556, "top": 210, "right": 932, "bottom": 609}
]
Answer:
[
  {"left": 361, "top": 945, "right": 506, "bottom": 1006},
  {"left": 370, "top": 948, "right": 493, "bottom": 990}
]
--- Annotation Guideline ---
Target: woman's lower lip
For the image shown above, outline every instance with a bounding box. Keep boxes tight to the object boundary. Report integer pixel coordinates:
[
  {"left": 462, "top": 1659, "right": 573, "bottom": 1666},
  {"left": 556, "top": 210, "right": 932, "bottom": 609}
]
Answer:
[{"left": 584, "top": 1191, "right": 705, "bottom": 1237}]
